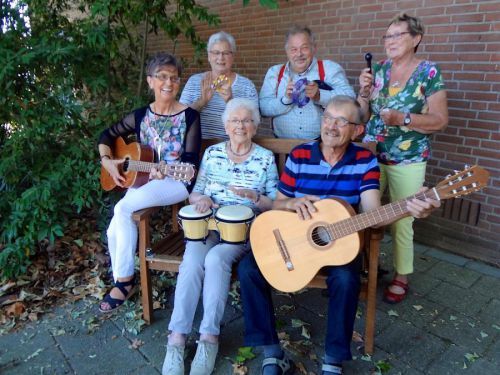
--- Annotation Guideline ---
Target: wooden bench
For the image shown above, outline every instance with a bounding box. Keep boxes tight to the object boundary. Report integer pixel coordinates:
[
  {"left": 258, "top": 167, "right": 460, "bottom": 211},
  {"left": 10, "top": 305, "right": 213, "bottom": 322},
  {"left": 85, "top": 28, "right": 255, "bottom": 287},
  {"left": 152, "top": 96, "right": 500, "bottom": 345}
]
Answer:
[{"left": 132, "top": 137, "right": 383, "bottom": 354}]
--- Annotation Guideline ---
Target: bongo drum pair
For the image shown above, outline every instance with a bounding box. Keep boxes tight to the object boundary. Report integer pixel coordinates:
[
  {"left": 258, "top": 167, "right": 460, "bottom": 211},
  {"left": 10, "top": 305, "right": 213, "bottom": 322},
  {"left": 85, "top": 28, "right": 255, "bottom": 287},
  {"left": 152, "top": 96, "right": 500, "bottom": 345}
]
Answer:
[{"left": 177, "top": 204, "right": 255, "bottom": 244}]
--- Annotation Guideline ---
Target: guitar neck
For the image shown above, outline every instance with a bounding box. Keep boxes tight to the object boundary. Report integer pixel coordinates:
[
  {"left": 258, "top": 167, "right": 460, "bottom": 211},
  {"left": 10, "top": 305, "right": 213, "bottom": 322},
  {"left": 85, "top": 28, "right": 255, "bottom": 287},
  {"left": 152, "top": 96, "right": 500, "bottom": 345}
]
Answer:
[
  {"left": 127, "top": 160, "right": 162, "bottom": 173},
  {"left": 328, "top": 189, "right": 440, "bottom": 238}
]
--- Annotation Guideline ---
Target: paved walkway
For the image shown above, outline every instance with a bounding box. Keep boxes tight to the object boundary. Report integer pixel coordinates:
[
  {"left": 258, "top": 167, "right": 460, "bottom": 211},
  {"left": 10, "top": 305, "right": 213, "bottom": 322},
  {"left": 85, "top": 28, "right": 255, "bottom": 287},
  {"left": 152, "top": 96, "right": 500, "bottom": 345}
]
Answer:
[{"left": 1, "top": 236, "right": 499, "bottom": 374}]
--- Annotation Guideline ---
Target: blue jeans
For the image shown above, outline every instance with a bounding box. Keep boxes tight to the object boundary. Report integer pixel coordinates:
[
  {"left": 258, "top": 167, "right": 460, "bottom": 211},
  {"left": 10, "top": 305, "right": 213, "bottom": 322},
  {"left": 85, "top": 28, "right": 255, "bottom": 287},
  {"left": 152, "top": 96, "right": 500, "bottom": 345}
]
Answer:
[{"left": 238, "top": 253, "right": 361, "bottom": 362}]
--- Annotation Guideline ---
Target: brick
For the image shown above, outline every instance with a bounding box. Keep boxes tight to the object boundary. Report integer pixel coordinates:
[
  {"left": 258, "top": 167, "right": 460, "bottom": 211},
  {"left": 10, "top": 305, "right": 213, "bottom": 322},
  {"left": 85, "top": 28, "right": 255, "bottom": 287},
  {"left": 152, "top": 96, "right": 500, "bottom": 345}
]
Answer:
[
  {"left": 458, "top": 24, "right": 491, "bottom": 33},
  {"left": 445, "top": 4, "right": 478, "bottom": 15}
]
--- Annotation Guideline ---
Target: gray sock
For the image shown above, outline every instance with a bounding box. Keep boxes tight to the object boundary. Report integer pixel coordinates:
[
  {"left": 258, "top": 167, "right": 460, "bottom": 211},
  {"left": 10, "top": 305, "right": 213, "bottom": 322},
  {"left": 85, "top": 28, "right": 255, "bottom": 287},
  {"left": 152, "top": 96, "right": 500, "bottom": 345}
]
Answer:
[{"left": 262, "top": 344, "right": 284, "bottom": 375}]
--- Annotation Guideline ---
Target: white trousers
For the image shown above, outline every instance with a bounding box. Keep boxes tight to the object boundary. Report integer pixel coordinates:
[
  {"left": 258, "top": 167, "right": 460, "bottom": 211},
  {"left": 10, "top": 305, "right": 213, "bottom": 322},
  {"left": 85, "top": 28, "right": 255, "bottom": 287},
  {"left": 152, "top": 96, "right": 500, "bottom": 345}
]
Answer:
[
  {"left": 106, "top": 178, "right": 188, "bottom": 281},
  {"left": 168, "top": 232, "right": 248, "bottom": 335}
]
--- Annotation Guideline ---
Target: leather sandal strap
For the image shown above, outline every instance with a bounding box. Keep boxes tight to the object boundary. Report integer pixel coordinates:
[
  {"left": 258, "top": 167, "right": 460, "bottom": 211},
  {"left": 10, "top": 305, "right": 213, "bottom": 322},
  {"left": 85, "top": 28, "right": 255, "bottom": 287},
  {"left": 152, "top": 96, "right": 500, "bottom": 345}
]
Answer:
[
  {"left": 322, "top": 364, "right": 343, "bottom": 374},
  {"left": 114, "top": 278, "right": 135, "bottom": 297},
  {"left": 262, "top": 356, "right": 290, "bottom": 372},
  {"left": 390, "top": 279, "right": 409, "bottom": 291}
]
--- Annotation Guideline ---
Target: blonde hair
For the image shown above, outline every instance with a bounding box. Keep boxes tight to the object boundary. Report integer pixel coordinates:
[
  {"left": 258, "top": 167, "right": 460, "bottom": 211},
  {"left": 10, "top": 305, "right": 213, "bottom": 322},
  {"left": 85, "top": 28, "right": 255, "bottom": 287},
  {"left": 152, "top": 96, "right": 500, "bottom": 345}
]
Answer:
[{"left": 389, "top": 12, "right": 424, "bottom": 52}]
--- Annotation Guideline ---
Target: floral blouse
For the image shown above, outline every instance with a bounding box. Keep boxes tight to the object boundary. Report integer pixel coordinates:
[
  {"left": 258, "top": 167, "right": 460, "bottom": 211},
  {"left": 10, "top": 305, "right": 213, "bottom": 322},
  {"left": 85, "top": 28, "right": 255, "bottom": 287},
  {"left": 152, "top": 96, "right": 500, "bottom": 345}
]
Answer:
[
  {"left": 362, "top": 60, "right": 445, "bottom": 165},
  {"left": 193, "top": 142, "right": 278, "bottom": 214}
]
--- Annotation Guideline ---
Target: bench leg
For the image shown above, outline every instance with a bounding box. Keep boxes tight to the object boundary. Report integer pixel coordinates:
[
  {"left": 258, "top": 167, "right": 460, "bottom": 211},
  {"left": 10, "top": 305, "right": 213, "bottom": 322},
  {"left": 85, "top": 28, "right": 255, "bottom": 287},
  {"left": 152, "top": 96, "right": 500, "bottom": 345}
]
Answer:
[
  {"left": 138, "top": 217, "right": 154, "bottom": 324},
  {"left": 364, "top": 233, "right": 380, "bottom": 355}
]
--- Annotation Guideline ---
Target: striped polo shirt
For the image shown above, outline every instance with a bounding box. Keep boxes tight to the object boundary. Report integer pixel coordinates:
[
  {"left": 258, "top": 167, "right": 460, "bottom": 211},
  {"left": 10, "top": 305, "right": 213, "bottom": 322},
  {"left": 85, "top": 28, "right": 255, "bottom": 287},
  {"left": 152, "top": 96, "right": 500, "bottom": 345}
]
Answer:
[
  {"left": 180, "top": 73, "right": 258, "bottom": 139},
  {"left": 278, "top": 141, "right": 380, "bottom": 210}
]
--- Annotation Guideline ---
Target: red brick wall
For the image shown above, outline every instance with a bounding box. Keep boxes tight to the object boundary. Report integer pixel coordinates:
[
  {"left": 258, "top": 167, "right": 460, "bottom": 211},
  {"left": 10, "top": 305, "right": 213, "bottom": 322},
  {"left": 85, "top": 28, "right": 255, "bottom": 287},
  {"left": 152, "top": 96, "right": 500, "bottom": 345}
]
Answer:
[{"left": 148, "top": 0, "right": 500, "bottom": 265}]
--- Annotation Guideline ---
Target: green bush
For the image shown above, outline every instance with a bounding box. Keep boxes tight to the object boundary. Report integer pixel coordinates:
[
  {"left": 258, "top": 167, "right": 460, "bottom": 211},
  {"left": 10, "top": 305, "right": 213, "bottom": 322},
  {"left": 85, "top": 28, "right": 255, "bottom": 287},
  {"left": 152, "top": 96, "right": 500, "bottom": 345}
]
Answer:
[{"left": 0, "top": 0, "right": 219, "bottom": 278}]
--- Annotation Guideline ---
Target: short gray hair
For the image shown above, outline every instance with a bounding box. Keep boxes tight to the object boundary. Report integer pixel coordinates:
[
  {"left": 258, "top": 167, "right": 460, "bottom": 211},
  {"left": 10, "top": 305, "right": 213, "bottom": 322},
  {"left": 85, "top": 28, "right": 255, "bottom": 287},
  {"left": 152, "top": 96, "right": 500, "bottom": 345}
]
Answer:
[
  {"left": 326, "top": 95, "right": 363, "bottom": 125},
  {"left": 389, "top": 13, "right": 425, "bottom": 52},
  {"left": 207, "top": 31, "right": 236, "bottom": 53},
  {"left": 222, "top": 98, "right": 260, "bottom": 127},
  {"left": 285, "top": 25, "right": 316, "bottom": 49},
  {"left": 146, "top": 52, "right": 182, "bottom": 77}
]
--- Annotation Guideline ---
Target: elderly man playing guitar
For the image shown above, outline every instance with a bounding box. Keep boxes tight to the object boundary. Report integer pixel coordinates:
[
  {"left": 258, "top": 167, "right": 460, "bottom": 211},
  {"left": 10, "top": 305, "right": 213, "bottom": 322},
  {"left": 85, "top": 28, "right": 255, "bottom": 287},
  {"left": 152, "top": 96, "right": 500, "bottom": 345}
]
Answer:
[{"left": 238, "top": 95, "right": 440, "bottom": 375}]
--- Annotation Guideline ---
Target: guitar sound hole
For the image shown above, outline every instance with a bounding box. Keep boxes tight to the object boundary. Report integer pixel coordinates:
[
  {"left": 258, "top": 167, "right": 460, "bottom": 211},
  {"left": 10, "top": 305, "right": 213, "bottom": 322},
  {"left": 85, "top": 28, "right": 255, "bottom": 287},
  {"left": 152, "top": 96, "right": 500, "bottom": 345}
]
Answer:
[
  {"left": 311, "top": 226, "right": 331, "bottom": 247},
  {"left": 123, "top": 158, "right": 130, "bottom": 172}
]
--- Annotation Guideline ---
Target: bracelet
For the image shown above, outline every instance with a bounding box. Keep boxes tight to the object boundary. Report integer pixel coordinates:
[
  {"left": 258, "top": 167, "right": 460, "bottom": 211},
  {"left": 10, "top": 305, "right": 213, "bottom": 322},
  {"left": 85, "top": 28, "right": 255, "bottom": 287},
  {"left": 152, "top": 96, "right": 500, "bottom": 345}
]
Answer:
[
  {"left": 100, "top": 155, "right": 111, "bottom": 161},
  {"left": 358, "top": 92, "right": 370, "bottom": 99},
  {"left": 254, "top": 192, "right": 261, "bottom": 204}
]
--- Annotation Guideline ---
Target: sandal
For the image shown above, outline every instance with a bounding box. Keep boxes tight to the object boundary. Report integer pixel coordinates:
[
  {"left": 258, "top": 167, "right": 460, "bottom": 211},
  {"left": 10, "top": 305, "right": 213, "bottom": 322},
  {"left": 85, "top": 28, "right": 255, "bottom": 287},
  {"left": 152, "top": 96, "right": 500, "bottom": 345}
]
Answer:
[
  {"left": 99, "top": 277, "right": 136, "bottom": 313},
  {"left": 383, "top": 279, "right": 409, "bottom": 304},
  {"left": 322, "top": 363, "right": 343, "bottom": 374},
  {"left": 262, "top": 356, "right": 295, "bottom": 374}
]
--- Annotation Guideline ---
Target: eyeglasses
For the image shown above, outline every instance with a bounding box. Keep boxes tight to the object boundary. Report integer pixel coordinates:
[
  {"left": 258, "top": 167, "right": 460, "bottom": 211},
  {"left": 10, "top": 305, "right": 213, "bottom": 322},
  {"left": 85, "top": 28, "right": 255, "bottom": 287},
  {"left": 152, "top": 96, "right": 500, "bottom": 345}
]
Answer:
[
  {"left": 153, "top": 73, "right": 181, "bottom": 83},
  {"left": 209, "top": 50, "right": 233, "bottom": 57},
  {"left": 321, "top": 114, "right": 359, "bottom": 128},
  {"left": 382, "top": 32, "right": 411, "bottom": 41},
  {"left": 287, "top": 45, "right": 312, "bottom": 55},
  {"left": 228, "top": 118, "right": 254, "bottom": 126}
]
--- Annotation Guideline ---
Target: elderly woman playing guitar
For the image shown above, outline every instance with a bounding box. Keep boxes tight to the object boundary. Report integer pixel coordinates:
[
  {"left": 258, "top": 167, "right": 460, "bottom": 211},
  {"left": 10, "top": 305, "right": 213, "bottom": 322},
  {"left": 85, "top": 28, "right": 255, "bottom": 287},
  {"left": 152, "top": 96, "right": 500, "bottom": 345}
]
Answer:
[
  {"left": 97, "top": 52, "right": 201, "bottom": 313},
  {"left": 162, "top": 98, "right": 278, "bottom": 375}
]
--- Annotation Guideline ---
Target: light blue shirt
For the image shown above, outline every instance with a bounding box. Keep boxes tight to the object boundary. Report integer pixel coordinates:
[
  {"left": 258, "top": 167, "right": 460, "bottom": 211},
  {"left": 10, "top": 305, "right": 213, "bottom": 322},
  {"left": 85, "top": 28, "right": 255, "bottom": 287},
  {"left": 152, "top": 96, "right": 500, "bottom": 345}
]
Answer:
[
  {"left": 193, "top": 142, "right": 278, "bottom": 213},
  {"left": 259, "top": 57, "right": 355, "bottom": 139}
]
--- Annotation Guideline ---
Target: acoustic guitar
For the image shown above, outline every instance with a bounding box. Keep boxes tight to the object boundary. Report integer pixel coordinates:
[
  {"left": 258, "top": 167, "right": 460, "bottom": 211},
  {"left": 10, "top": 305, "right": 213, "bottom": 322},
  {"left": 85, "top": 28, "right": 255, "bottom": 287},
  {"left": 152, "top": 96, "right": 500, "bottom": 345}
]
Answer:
[
  {"left": 250, "top": 166, "right": 489, "bottom": 293},
  {"left": 100, "top": 137, "right": 195, "bottom": 191}
]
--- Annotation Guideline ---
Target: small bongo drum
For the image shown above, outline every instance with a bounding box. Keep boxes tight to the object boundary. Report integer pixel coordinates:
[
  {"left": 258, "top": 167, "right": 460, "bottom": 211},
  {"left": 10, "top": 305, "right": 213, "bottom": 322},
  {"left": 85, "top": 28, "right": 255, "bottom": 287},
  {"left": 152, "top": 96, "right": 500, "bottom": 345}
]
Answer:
[
  {"left": 214, "top": 205, "right": 255, "bottom": 244},
  {"left": 177, "top": 205, "right": 212, "bottom": 241}
]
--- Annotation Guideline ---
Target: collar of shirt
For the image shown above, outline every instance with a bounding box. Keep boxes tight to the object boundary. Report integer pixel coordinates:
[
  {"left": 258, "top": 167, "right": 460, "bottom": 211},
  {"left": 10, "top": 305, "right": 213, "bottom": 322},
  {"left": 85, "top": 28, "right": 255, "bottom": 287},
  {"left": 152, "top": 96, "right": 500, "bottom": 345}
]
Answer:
[
  {"left": 311, "top": 141, "right": 357, "bottom": 169},
  {"left": 285, "top": 57, "right": 318, "bottom": 77}
]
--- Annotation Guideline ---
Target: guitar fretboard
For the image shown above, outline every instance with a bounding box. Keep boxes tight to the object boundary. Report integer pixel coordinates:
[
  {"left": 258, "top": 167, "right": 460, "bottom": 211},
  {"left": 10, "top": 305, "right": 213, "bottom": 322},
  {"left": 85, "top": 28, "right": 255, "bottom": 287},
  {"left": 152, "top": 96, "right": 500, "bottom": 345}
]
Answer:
[{"left": 328, "top": 189, "right": 439, "bottom": 239}]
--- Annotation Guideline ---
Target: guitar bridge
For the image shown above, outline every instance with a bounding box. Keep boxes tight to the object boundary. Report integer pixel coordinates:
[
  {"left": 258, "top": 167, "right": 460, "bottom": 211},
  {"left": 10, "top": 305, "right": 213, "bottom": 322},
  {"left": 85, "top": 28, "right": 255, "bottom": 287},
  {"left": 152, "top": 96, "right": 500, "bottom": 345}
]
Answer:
[{"left": 273, "top": 229, "right": 294, "bottom": 271}]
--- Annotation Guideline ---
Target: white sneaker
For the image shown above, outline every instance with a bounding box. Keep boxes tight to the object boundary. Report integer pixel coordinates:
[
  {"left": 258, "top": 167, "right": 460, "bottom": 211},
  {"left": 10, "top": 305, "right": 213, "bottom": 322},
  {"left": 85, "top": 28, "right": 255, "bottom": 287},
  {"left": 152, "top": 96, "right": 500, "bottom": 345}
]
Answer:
[
  {"left": 162, "top": 344, "right": 185, "bottom": 375},
  {"left": 189, "top": 341, "right": 219, "bottom": 375}
]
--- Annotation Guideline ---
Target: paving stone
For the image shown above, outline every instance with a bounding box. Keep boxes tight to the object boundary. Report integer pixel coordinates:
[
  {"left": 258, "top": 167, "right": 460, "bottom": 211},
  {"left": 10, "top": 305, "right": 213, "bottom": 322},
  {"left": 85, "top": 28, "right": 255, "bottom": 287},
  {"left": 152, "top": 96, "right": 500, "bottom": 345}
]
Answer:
[
  {"left": 425, "top": 343, "right": 474, "bottom": 375},
  {"left": 413, "top": 253, "right": 440, "bottom": 273},
  {"left": 478, "top": 298, "right": 500, "bottom": 328},
  {"left": 426, "top": 280, "right": 490, "bottom": 316},
  {"left": 0, "top": 325, "right": 71, "bottom": 374},
  {"left": 55, "top": 317, "right": 146, "bottom": 374},
  {"left": 427, "top": 308, "right": 495, "bottom": 355},
  {"left": 427, "top": 261, "right": 482, "bottom": 288},
  {"left": 484, "top": 336, "right": 500, "bottom": 367},
  {"left": 465, "top": 261, "right": 500, "bottom": 278},
  {"left": 407, "top": 271, "right": 442, "bottom": 296},
  {"left": 425, "top": 248, "right": 469, "bottom": 266},
  {"left": 470, "top": 274, "right": 500, "bottom": 300},
  {"left": 375, "top": 319, "right": 448, "bottom": 371}
]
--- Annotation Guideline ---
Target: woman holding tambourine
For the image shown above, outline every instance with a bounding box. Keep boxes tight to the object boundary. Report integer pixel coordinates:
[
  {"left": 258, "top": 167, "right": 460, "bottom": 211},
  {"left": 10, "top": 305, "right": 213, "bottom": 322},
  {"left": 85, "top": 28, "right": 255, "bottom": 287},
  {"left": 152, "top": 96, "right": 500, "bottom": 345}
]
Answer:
[{"left": 162, "top": 98, "right": 278, "bottom": 375}]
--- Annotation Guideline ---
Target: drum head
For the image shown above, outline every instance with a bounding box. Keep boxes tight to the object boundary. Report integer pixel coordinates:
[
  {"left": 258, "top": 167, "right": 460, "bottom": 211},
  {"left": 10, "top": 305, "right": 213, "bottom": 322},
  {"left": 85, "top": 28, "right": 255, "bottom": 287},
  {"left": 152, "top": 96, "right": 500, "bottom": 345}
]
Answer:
[
  {"left": 178, "top": 204, "right": 212, "bottom": 219},
  {"left": 215, "top": 205, "right": 254, "bottom": 222}
]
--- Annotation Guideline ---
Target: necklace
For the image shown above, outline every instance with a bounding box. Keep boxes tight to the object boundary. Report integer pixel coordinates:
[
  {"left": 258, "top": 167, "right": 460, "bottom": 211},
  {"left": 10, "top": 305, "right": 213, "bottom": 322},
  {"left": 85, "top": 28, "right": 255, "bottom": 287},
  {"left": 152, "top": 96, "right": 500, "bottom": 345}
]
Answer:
[{"left": 227, "top": 141, "right": 253, "bottom": 157}]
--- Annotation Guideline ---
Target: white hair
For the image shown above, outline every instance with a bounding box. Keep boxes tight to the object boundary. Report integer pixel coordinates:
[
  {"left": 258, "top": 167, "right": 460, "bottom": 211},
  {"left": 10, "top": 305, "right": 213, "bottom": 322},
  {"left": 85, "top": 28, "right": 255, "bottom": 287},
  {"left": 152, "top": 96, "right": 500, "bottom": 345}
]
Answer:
[
  {"left": 222, "top": 98, "right": 260, "bottom": 127},
  {"left": 207, "top": 31, "right": 237, "bottom": 53}
]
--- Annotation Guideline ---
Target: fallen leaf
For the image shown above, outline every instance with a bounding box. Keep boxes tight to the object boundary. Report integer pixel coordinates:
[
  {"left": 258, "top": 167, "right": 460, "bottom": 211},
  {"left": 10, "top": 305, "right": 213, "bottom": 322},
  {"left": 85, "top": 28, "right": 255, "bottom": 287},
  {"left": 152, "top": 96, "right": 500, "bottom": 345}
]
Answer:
[
  {"left": 129, "top": 338, "right": 144, "bottom": 349},
  {"left": 296, "top": 362, "right": 307, "bottom": 374},
  {"left": 387, "top": 310, "right": 399, "bottom": 317},
  {"left": 492, "top": 324, "right": 500, "bottom": 330},
  {"left": 24, "top": 348, "right": 43, "bottom": 362},
  {"left": 412, "top": 305, "right": 423, "bottom": 311},
  {"left": 0, "top": 281, "right": 16, "bottom": 294},
  {"left": 464, "top": 352, "right": 480, "bottom": 363},
  {"left": 232, "top": 363, "right": 248, "bottom": 375},
  {"left": 449, "top": 315, "right": 457, "bottom": 321},
  {"left": 480, "top": 331, "right": 488, "bottom": 339},
  {"left": 301, "top": 325, "right": 310, "bottom": 339},
  {"left": 291, "top": 318, "right": 309, "bottom": 328},
  {"left": 6, "top": 302, "right": 26, "bottom": 317},
  {"left": 153, "top": 301, "right": 162, "bottom": 310},
  {"left": 352, "top": 330, "right": 364, "bottom": 343}
]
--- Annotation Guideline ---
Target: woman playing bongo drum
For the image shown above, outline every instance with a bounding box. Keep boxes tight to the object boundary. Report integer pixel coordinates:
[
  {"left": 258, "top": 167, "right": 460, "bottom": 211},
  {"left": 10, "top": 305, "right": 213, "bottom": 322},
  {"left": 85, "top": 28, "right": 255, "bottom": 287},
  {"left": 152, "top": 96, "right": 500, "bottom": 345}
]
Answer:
[{"left": 162, "top": 98, "right": 278, "bottom": 375}]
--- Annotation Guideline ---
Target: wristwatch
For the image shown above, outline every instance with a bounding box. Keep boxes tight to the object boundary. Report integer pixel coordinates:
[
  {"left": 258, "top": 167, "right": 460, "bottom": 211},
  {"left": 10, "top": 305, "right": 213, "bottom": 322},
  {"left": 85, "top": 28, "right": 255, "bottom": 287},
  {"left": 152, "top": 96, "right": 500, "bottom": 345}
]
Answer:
[{"left": 403, "top": 110, "right": 412, "bottom": 126}]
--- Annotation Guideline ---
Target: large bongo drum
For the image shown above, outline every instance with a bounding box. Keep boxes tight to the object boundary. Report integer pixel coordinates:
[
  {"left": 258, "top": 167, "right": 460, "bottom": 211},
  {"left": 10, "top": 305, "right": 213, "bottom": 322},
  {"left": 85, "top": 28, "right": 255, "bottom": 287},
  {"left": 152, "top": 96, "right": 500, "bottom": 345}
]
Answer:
[
  {"left": 214, "top": 205, "right": 255, "bottom": 244},
  {"left": 177, "top": 205, "right": 212, "bottom": 241}
]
